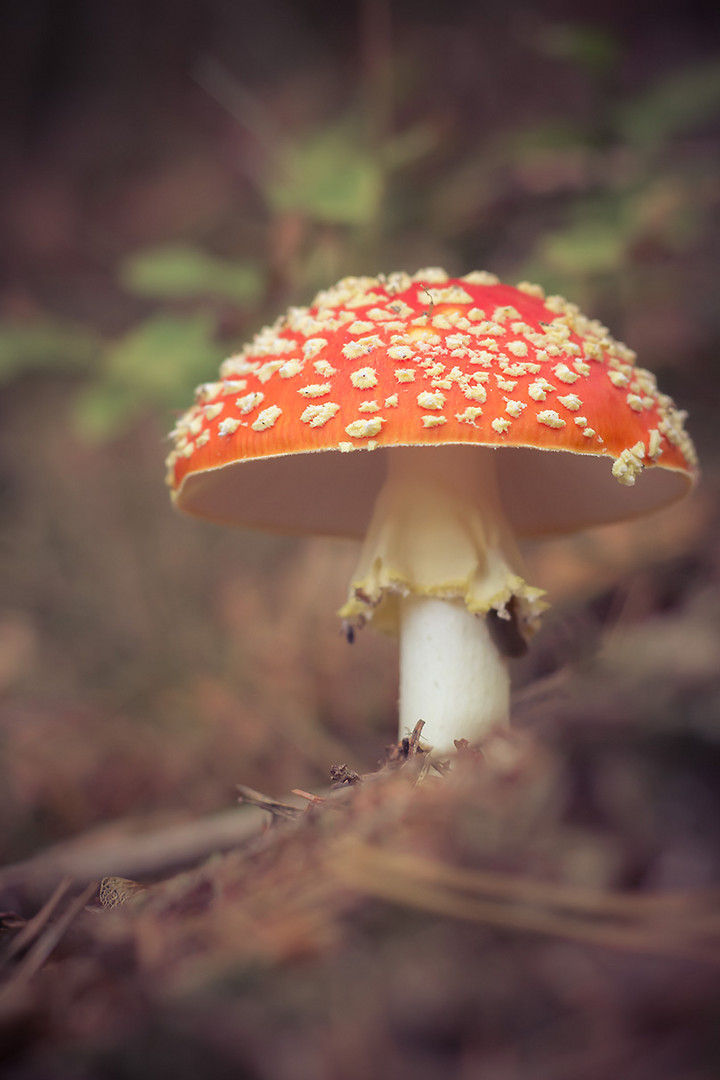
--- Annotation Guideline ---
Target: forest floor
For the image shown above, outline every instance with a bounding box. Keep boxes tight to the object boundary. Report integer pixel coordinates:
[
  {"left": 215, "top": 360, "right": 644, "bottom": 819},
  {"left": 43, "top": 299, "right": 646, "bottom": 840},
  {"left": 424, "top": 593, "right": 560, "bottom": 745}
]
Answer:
[{"left": 1, "top": 485, "right": 719, "bottom": 1079}]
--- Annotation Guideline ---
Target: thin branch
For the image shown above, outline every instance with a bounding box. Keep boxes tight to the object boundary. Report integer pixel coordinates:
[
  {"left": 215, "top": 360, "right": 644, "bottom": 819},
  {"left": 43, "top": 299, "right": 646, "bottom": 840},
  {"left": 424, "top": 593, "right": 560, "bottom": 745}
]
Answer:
[{"left": 0, "top": 806, "right": 267, "bottom": 901}]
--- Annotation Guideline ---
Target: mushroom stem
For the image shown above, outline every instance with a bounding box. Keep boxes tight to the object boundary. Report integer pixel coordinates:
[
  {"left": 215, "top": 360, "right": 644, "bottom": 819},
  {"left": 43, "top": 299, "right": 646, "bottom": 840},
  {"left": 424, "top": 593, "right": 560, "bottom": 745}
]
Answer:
[
  {"left": 340, "top": 445, "right": 545, "bottom": 753},
  {"left": 399, "top": 594, "right": 509, "bottom": 752}
]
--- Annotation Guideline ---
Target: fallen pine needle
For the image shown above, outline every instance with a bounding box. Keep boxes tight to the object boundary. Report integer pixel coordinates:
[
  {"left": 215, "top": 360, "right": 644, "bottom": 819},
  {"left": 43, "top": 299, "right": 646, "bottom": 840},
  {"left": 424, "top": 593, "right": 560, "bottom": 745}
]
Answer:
[
  {"left": 330, "top": 840, "right": 720, "bottom": 964},
  {"left": 0, "top": 877, "right": 73, "bottom": 967},
  {"left": 0, "top": 883, "right": 97, "bottom": 997}
]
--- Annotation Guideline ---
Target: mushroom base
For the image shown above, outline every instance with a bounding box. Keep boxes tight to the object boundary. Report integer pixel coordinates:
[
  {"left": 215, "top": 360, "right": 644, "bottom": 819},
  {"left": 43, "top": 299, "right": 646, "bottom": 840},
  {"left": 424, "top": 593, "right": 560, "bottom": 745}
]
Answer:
[{"left": 338, "top": 445, "right": 547, "bottom": 751}]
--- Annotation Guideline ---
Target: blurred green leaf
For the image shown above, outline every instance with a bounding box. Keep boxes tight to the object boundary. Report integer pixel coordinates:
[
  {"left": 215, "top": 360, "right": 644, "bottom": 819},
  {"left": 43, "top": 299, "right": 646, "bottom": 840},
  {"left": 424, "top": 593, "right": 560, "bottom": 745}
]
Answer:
[
  {"left": 505, "top": 120, "right": 589, "bottom": 156},
  {"left": 627, "top": 177, "right": 704, "bottom": 250},
  {"left": 380, "top": 124, "right": 438, "bottom": 171},
  {"left": 617, "top": 62, "right": 720, "bottom": 150},
  {"left": 0, "top": 321, "right": 100, "bottom": 384},
  {"left": 104, "top": 312, "right": 219, "bottom": 400},
  {"left": 537, "top": 24, "right": 620, "bottom": 75},
  {"left": 73, "top": 384, "right": 139, "bottom": 441},
  {"left": 268, "top": 126, "right": 383, "bottom": 226},
  {"left": 73, "top": 313, "right": 220, "bottom": 441},
  {"left": 119, "top": 245, "right": 264, "bottom": 303},
  {"left": 530, "top": 170, "right": 707, "bottom": 288},
  {"left": 540, "top": 219, "right": 628, "bottom": 275}
]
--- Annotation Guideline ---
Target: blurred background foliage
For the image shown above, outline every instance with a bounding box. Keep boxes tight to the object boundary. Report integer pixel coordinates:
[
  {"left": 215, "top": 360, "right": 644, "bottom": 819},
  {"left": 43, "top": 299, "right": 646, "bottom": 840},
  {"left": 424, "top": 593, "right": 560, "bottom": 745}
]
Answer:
[{"left": 0, "top": 0, "right": 718, "bottom": 862}]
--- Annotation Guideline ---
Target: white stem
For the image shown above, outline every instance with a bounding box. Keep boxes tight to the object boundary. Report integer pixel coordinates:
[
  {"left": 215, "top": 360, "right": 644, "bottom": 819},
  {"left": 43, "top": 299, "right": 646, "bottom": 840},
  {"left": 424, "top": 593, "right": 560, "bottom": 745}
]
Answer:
[
  {"left": 399, "top": 595, "right": 509, "bottom": 753},
  {"left": 340, "top": 445, "right": 543, "bottom": 753}
]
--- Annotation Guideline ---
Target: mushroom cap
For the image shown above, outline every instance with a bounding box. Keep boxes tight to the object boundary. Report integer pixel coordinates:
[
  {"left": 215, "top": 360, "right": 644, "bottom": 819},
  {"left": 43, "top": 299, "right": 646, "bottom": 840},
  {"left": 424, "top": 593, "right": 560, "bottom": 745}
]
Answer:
[{"left": 166, "top": 269, "right": 697, "bottom": 539}]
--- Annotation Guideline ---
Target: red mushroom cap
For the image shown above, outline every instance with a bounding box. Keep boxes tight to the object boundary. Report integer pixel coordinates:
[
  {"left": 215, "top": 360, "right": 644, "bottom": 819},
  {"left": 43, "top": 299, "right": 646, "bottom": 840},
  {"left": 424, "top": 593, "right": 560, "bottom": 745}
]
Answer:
[{"left": 166, "top": 270, "right": 697, "bottom": 538}]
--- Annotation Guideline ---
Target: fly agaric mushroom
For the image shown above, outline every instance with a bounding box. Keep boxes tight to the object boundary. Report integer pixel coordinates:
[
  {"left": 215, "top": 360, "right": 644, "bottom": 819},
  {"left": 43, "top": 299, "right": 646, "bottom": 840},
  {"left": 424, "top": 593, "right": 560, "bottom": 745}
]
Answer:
[{"left": 166, "top": 269, "right": 697, "bottom": 754}]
